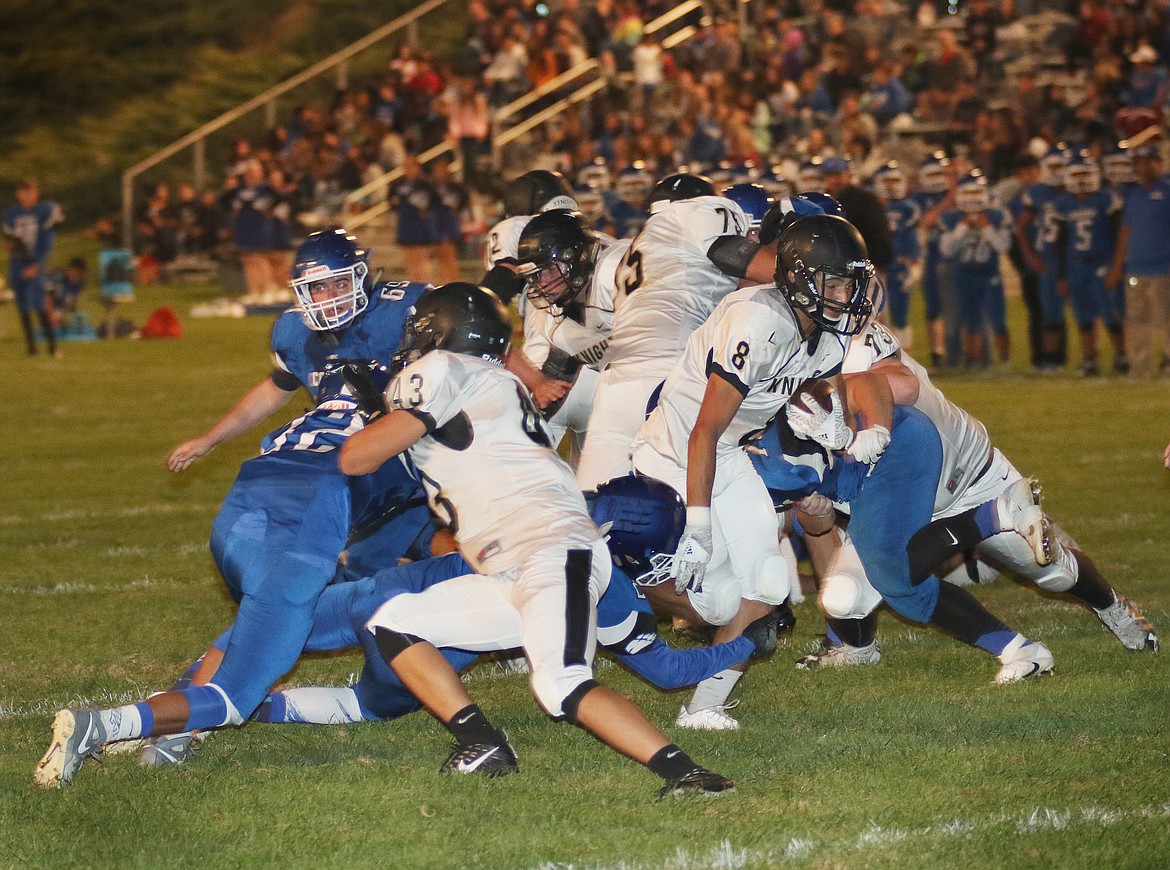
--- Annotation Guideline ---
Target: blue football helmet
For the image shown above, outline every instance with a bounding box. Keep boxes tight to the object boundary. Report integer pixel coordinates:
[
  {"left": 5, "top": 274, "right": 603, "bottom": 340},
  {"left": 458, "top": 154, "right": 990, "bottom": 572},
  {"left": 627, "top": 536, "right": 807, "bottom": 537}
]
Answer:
[
  {"left": 576, "top": 157, "right": 612, "bottom": 192},
  {"left": 918, "top": 151, "right": 951, "bottom": 195},
  {"left": 1064, "top": 148, "right": 1101, "bottom": 194},
  {"left": 955, "top": 170, "right": 990, "bottom": 212},
  {"left": 615, "top": 162, "right": 653, "bottom": 206},
  {"left": 291, "top": 229, "right": 370, "bottom": 331},
  {"left": 722, "top": 182, "right": 775, "bottom": 230},
  {"left": 797, "top": 191, "right": 846, "bottom": 218},
  {"left": 587, "top": 475, "right": 686, "bottom": 587},
  {"left": 797, "top": 158, "right": 825, "bottom": 193},
  {"left": 1040, "top": 143, "right": 1071, "bottom": 187},
  {"left": 873, "top": 160, "right": 908, "bottom": 200},
  {"left": 1102, "top": 144, "right": 1135, "bottom": 186}
]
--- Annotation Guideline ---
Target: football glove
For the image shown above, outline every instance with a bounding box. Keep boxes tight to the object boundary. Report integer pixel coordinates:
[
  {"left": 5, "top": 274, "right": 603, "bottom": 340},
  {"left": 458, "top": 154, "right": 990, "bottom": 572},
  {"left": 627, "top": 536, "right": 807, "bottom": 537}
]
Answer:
[
  {"left": 671, "top": 509, "right": 713, "bottom": 595},
  {"left": 785, "top": 389, "right": 853, "bottom": 451},
  {"left": 341, "top": 362, "right": 388, "bottom": 420},
  {"left": 846, "top": 425, "right": 891, "bottom": 465},
  {"left": 743, "top": 611, "right": 780, "bottom": 658}
]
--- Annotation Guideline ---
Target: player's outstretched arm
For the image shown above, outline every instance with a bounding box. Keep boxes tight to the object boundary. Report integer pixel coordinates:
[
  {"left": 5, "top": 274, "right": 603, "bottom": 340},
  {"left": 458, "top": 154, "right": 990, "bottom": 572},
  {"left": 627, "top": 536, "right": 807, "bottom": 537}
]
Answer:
[
  {"left": 166, "top": 377, "right": 297, "bottom": 473},
  {"left": 338, "top": 410, "right": 427, "bottom": 476}
]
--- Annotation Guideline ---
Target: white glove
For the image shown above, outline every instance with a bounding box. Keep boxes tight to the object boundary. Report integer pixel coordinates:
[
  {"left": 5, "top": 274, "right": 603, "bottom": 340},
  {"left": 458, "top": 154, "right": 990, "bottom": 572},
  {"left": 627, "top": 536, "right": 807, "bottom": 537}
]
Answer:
[
  {"left": 846, "top": 425, "right": 891, "bottom": 464},
  {"left": 785, "top": 389, "right": 853, "bottom": 451},
  {"left": 671, "top": 507, "right": 713, "bottom": 595}
]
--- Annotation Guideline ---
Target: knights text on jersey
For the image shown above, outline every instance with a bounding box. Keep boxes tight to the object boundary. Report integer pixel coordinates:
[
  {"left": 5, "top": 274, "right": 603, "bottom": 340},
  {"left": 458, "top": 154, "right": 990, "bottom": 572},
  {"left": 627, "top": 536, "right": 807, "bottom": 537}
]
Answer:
[
  {"left": 261, "top": 281, "right": 427, "bottom": 455},
  {"left": 386, "top": 350, "right": 600, "bottom": 573},
  {"left": 607, "top": 196, "right": 748, "bottom": 382},
  {"left": 526, "top": 238, "right": 628, "bottom": 370},
  {"left": 638, "top": 284, "right": 848, "bottom": 463}
]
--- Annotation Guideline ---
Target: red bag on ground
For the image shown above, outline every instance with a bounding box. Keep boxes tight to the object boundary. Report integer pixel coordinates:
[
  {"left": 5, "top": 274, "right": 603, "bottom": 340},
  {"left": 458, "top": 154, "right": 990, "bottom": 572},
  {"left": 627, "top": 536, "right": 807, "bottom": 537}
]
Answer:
[{"left": 141, "top": 306, "right": 183, "bottom": 339}]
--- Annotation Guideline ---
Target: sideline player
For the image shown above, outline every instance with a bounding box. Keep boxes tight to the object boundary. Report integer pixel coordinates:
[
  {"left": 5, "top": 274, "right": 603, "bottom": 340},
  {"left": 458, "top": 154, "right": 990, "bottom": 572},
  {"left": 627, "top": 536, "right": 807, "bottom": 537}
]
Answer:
[
  {"left": 630, "top": 215, "right": 880, "bottom": 729},
  {"left": 36, "top": 230, "right": 429, "bottom": 788},
  {"left": 340, "top": 282, "right": 734, "bottom": 799}
]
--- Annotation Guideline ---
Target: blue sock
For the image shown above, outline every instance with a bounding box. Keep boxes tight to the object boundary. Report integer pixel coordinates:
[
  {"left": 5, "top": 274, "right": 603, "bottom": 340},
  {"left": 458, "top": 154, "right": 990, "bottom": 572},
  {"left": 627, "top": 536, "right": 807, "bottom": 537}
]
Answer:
[
  {"left": 249, "top": 694, "right": 285, "bottom": 724},
  {"left": 973, "top": 500, "right": 1000, "bottom": 539},
  {"left": 182, "top": 685, "right": 230, "bottom": 732},
  {"left": 975, "top": 629, "right": 1017, "bottom": 656}
]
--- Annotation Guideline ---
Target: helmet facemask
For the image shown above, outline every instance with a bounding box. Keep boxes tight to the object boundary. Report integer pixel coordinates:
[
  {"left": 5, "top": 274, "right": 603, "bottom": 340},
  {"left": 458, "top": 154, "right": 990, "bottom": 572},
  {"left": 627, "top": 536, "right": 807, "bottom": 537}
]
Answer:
[
  {"left": 780, "top": 257, "right": 875, "bottom": 336},
  {"left": 517, "top": 244, "right": 592, "bottom": 310},
  {"left": 293, "top": 261, "right": 369, "bottom": 331}
]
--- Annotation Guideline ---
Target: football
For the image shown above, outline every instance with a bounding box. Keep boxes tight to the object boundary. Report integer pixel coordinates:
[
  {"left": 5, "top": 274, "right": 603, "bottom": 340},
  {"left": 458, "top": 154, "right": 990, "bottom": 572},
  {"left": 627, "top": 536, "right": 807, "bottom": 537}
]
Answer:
[{"left": 790, "top": 378, "right": 836, "bottom": 414}]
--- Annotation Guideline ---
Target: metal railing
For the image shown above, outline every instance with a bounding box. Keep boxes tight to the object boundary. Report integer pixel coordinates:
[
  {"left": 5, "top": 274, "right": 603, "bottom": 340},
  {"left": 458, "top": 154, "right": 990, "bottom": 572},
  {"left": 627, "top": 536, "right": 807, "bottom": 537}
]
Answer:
[
  {"left": 341, "top": 0, "right": 713, "bottom": 231},
  {"left": 119, "top": 0, "right": 452, "bottom": 247}
]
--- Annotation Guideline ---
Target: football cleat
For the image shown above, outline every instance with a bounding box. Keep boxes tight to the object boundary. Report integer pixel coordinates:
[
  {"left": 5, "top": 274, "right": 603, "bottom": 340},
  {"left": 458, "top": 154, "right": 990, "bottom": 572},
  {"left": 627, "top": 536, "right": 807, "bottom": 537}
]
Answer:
[
  {"left": 675, "top": 701, "right": 740, "bottom": 731},
  {"left": 139, "top": 731, "right": 204, "bottom": 767},
  {"left": 657, "top": 767, "right": 735, "bottom": 800},
  {"left": 795, "top": 639, "right": 881, "bottom": 669},
  {"left": 1096, "top": 594, "right": 1158, "bottom": 652},
  {"left": 440, "top": 736, "right": 519, "bottom": 778},
  {"left": 997, "top": 477, "right": 1054, "bottom": 566},
  {"left": 35, "top": 709, "right": 105, "bottom": 789},
  {"left": 994, "top": 639, "right": 1055, "bottom": 684}
]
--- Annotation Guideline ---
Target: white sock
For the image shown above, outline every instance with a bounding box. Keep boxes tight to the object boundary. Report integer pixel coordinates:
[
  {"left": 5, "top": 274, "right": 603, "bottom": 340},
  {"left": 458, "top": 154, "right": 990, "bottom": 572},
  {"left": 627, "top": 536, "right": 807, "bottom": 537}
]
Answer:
[
  {"left": 687, "top": 669, "right": 742, "bottom": 712},
  {"left": 996, "top": 633, "right": 1029, "bottom": 663},
  {"left": 99, "top": 705, "right": 144, "bottom": 742}
]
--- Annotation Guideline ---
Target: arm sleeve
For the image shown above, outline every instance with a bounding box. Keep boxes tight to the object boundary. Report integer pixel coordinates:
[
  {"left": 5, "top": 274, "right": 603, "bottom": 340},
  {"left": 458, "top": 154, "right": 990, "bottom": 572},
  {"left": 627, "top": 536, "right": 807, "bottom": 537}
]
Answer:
[
  {"left": 706, "top": 235, "right": 762, "bottom": 278},
  {"left": 613, "top": 636, "right": 755, "bottom": 690},
  {"left": 481, "top": 263, "right": 526, "bottom": 304}
]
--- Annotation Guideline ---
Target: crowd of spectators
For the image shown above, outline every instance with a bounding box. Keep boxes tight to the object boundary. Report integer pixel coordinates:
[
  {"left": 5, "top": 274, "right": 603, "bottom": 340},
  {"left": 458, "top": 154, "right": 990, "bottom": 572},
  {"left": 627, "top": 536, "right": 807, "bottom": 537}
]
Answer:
[{"left": 123, "top": 0, "right": 1170, "bottom": 297}]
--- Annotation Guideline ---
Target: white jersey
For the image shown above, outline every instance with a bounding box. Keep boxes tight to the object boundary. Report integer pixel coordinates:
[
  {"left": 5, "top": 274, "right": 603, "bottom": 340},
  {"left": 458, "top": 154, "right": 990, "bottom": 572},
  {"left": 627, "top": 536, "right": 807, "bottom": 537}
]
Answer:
[
  {"left": 386, "top": 350, "right": 599, "bottom": 573},
  {"left": 637, "top": 284, "right": 849, "bottom": 464},
  {"left": 524, "top": 238, "right": 628, "bottom": 370},
  {"left": 843, "top": 322, "right": 995, "bottom": 516},
  {"left": 484, "top": 216, "right": 532, "bottom": 269},
  {"left": 607, "top": 196, "right": 748, "bottom": 382}
]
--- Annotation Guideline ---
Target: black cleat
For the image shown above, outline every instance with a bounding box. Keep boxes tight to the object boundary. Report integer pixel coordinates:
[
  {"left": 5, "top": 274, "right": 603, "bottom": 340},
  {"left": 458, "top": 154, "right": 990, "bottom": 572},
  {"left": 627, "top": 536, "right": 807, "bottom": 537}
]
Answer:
[
  {"left": 657, "top": 766, "right": 735, "bottom": 800},
  {"left": 440, "top": 737, "right": 519, "bottom": 778}
]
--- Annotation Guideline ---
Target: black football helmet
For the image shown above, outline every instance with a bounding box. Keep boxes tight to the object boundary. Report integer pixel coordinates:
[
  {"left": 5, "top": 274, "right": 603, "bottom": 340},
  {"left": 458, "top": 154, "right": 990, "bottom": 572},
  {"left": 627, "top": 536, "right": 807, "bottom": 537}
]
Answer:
[
  {"left": 774, "top": 215, "right": 874, "bottom": 336},
  {"left": 646, "top": 173, "right": 715, "bottom": 213},
  {"left": 503, "top": 170, "right": 578, "bottom": 217},
  {"left": 515, "top": 210, "right": 600, "bottom": 309},
  {"left": 391, "top": 283, "right": 512, "bottom": 373}
]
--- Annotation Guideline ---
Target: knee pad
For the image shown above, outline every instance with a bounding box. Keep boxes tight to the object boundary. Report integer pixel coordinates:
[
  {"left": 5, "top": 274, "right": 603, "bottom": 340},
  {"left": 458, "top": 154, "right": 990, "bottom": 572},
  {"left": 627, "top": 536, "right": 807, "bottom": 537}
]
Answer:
[
  {"left": 820, "top": 572, "right": 882, "bottom": 621},
  {"left": 744, "top": 552, "right": 791, "bottom": 607},
  {"left": 688, "top": 580, "right": 742, "bottom": 627},
  {"left": 1031, "top": 545, "right": 1078, "bottom": 593},
  {"left": 559, "top": 679, "right": 600, "bottom": 723},
  {"left": 372, "top": 626, "right": 425, "bottom": 664}
]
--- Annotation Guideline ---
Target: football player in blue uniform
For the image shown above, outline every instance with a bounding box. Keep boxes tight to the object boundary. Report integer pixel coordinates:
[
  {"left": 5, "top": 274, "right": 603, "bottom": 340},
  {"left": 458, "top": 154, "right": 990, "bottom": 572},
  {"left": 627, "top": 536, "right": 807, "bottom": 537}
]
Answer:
[
  {"left": 35, "top": 229, "right": 431, "bottom": 788},
  {"left": 914, "top": 151, "right": 954, "bottom": 368},
  {"left": 3, "top": 178, "right": 64, "bottom": 357},
  {"left": 606, "top": 162, "right": 652, "bottom": 239},
  {"left": 873, "top": 161, "right": 922, "bottom": 349},
  {"left": 1051, "top": 150, "right": 1128, "bottom": 375},
  {"left": 938, "top": 170, "right": 1013, "bottom": 369},
  {"left": 1016, "top": 144, "right": 1071, "bottom": 371}
]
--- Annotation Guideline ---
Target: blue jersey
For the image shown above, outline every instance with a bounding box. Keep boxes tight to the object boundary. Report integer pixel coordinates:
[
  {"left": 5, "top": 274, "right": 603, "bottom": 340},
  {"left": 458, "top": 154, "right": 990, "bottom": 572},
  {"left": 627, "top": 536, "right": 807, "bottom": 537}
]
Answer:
[
  {"left": 1019, "top": 182, "right": 1063, "bottom": 264},
  {"left": 262, "top": 281, "right": 427, "bottom": 455},
  {"left": 3, "top": 200, "right": 63, "bottom": 263},
  {"left": 1122, "top": 177, "right": 1170, "bottom": 276},
  {"left": 1051, "top": 190, "right": 1121, "bottom": 267},
  {"left": 913, "top": 190, "right": 948, "bottom": 253},
  {"left": 886, "top": 197, "right": 922, "bottom": 261}
]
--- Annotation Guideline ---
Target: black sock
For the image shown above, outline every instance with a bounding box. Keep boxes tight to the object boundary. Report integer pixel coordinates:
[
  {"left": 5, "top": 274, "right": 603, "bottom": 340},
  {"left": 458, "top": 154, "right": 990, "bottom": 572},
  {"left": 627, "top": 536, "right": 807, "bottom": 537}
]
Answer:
[
  {"left": 446, "top": 704, "right": 502, "bottom": 746},
  {"left": 647, "top": 744, "right": 697, "bottom": 781},
  {"left": 18, "top": 310, "right": 36, "bottom": 354},
  {"left": 827, "top": 611, "right": 878, "bottom": 647},
  {"left": 1065, "top": 549, "right": 1115, "bottom": 610},
  {"left": 907, "top": 511, "right": 984, "bottom": 584},
  {"left": 928, "top": 581, "right": 1012, "bottom": 647}
]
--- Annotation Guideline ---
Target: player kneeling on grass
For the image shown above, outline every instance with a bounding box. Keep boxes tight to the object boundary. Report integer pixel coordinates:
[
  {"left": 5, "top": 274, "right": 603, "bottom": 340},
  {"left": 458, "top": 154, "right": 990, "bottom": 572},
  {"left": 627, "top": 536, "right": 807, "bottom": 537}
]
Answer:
[{"left": 337, "top": 283, "right": 732, "bottom": 799}]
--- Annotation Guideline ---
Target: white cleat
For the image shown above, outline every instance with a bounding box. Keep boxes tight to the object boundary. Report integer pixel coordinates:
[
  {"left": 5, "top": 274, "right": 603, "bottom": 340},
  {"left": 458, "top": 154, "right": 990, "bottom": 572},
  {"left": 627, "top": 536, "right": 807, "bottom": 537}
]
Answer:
[
  {"left": 1096, "top": 594, "right": 1158, "bottom": 652},
  {"left": 995, "top": 638, "right": 1055, "bottom": 684},
  {"left": 34, "top": 709, "right": 105, "bottom": 789},
  {"left": 997, "top": 477, "right": 1054, "bottom": 566},
  {"left": 676, "top": 702, "right": 740, "bottom": 731},
  {"left": 795, "top": 640, "right": 881, "bottom": 669}
]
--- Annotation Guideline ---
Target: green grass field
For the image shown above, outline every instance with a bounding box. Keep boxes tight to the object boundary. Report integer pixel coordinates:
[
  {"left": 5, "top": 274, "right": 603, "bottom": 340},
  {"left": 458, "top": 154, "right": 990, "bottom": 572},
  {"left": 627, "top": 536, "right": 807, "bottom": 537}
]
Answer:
[{"left": 1, "top": 270, "right": 1168, "bottom": 869}]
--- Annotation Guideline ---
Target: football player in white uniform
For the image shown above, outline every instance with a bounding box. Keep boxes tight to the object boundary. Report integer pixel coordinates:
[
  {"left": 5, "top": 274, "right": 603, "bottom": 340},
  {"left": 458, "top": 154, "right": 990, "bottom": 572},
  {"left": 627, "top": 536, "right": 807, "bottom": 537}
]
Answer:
[
  {"left": 340, "top": 283, "right": 734, "bottom": 799},
  {"left": 800, "top": 320, "right": 1157, "bottom": 671},
  {"left": 578, "top": 173, "right": 751, "bottom": 490},
  {"left": 631, "top": 215, "right": 879, "bottom": 729},
  {"left": 512, "top": 209, "right": 629, "bottom": 451}
]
